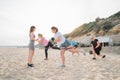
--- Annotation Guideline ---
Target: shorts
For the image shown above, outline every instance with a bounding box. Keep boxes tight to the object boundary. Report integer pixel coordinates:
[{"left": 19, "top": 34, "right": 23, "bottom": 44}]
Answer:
[
  {"left": 94, "top": 46, "right": 102, "bottom": 55},
  {"left": 29, "top": 40, "right": 35, "bottom": 50},
  {"left": 60, "top": 39, "right": 71, "bottom": 48}
]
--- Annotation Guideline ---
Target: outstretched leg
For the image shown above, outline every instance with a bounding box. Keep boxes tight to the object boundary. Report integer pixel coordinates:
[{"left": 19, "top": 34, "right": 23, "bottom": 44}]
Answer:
[
  {"left": 48, "top": 41, "right": 60, "bottom": 50},
  {"left": 67, "top": 47, "right": 86, "bottom": 55}
]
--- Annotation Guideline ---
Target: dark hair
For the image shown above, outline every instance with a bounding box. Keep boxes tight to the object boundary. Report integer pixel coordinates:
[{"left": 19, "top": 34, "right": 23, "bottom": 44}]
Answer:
[
  {"left": 51, "top": 26, "right": 58, "bottom": 32},
  {"left": 74, "top": 45, "right": 78, "bottom": 48},
  {"left": 51, "top": 37, "right": 55, "bottom": 41},
  {"left": 29, "top": 26, "right": 35, "bottom": 35}
]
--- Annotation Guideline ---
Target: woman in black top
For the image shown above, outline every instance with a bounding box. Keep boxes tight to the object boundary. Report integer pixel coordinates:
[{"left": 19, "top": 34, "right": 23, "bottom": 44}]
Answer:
[{"left": 90, "top": 35, "right": 106, "bottom": 60}]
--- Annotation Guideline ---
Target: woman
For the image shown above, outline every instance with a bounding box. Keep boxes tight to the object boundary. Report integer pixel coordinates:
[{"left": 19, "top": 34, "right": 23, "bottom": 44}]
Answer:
[
  {"left": 28, "top": 26, "right": 37, "bottom": 67},
  {"left": 90, "top": 35, "right": 106, "bottom": 60},
  {"left": 51, "top": 26, "right": 81, "bottom": 67},
  {"left": 37, "top": 34, "right": 60, "bottom": 60},
  {"left": 38, "top": 33, "right": 53, "bottom": 60}
]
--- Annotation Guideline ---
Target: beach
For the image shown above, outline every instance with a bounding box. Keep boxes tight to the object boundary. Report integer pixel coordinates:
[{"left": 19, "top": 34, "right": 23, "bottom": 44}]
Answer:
[{"left": 0, "top": 47, "right": 120, "bottom": 80}]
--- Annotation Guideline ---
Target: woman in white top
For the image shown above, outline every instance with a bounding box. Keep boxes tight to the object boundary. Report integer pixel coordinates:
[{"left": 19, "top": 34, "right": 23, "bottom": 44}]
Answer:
[{"left": 51, "top": 26, "right": 81, "bottom": 67}]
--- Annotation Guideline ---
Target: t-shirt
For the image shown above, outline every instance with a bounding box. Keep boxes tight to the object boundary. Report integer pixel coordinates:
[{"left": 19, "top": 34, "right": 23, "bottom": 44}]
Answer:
[
  {"left": 71, "top": 41, "right": 77, "bottom": 46},
  {"left": 91, "top": 39, "right": 98, "bottom": 48},
  {"left": 39, "top": 37, "right": 49, "bottom": 46},
  {"left": 54, "top": 31, "right": 65, "bottom": 46}
]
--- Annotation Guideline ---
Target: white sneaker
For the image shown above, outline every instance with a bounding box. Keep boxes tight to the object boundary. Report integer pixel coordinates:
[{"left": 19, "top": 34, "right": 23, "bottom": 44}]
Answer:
[
  {"left": 83, "top": 52, "right": 86, "bottom": 56},
  {"left": 60, "top": 64, "right": 65, "bottom": 67},
  {"left": 81, "top": 49, "right": 86, "bottom": 56}
]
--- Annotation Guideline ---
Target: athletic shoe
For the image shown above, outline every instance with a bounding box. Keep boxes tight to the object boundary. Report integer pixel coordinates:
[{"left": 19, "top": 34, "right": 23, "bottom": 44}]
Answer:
[
  {"left": 44, "top": 58, "right": 48, "bottom": 60},
  {"left": 27, "top": 63, "right": 34, "bottom": 67},
  {"left": 82, "top": 52, "right": 86, "bottom": 56},
  {"left": 92, "top": 58, "right": 96, "bottom": 60},
  {"left": 102, "top": 55, "right": 106, "bottom": 58},
  {"left": 60, "top": 64, "right": 65, "bottom": 67},
  {"left": 81, "top": 49, "right": 86, "bottom": 56}
]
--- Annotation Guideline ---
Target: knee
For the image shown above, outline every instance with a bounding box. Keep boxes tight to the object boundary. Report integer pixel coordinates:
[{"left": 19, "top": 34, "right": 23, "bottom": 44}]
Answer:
[{"left": 60, "top": 50, "right": 65, "bottom": 55}]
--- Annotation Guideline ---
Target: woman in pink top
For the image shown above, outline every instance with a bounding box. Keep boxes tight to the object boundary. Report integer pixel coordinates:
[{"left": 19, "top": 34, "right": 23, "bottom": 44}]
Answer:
[{"left": 38, "top": 33, "right": 54, "bottom": 60}]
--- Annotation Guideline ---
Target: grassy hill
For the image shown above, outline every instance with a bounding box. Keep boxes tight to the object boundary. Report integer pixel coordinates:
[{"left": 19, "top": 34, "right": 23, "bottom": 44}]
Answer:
[{"left": 64, "top": 11, "right": 120, "bottom": 39}]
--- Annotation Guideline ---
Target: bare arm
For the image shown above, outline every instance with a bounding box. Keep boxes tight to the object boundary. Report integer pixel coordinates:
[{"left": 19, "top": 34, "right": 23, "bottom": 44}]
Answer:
[
  {"left": 91, "top": 44, "right": 94, "bottom": 49},
  {"left": 96, "top": 41, "right": 100, "bottom": 48}
]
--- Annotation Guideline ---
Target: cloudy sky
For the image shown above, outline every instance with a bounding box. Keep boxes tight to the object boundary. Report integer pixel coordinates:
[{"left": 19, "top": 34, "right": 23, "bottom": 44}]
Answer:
[{"left": 0, "top": 0, "right": 120, "bottom": 46}]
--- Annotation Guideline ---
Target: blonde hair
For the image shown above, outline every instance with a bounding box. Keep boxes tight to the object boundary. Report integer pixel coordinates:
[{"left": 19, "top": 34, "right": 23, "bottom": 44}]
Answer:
[
  {"left": 38, "top": 33, "right": 43, "bottom": 37},
  {"left": 90, "top": 34, "right": 96, "bottom": 39}
]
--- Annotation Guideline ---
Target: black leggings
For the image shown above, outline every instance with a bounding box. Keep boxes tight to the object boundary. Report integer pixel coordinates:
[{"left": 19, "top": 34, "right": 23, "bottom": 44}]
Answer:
[
  {"left": 94, "top": 46, "right": 102, "bottom": 55},
  {"left": 45, "top": 42, "right": 60, "bottom": 59},
  {"left": 45, "top": 42, "right": 53, "bottom": 59}
]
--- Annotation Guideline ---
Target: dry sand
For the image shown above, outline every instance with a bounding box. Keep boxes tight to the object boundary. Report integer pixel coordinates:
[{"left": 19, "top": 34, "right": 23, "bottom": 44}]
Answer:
[{"left": 0, "top": 47, "right": 120, "bottom": 80}]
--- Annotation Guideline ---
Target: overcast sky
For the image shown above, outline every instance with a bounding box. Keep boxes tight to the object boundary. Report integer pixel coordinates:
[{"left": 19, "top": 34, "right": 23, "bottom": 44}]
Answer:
[{"left": 0, "top": 0, "right": 120, "bottom": 46}]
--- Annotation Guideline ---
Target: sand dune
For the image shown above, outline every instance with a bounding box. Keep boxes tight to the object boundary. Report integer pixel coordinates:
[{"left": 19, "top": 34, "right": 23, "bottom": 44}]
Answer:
[{"left": 0, "top": 47, "right": 120, "bottom": 80}]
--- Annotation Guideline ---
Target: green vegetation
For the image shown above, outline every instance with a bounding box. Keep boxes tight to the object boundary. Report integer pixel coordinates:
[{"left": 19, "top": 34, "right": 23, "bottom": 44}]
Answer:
[{"left": 64, "top": 11, "right": 120, "bottom": 38}]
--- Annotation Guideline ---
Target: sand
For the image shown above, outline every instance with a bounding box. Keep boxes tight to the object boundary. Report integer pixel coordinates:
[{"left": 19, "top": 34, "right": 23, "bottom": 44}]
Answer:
[{"left": 0, "top": 47, "right": 120, "bottom": 80}]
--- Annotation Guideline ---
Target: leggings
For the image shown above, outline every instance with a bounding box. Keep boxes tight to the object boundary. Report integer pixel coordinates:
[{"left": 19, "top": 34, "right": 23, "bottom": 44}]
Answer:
[
  {"left": 45, "top": 42, "right": 60, "bottom": 59},
  {"left": 94, "top": 46, "right": 102, "bottom": 55}
]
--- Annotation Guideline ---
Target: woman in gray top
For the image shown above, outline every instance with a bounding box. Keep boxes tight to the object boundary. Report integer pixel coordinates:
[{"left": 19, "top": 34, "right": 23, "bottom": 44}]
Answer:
[{"left": 28, "top": 26, "right": 36, "bottom": 67}]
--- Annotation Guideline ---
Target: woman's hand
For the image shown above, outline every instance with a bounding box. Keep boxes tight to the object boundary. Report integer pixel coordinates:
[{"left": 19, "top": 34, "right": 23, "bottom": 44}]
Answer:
[{"left": 36, "top": 38, "right": 39, "bottom": 41}]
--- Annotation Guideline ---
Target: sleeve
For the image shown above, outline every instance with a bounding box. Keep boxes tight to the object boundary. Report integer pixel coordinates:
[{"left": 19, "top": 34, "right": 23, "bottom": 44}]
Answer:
[
  {"left": 55, "top": 32, "right": 62, "bottom": 38},
  {"left": 57, "top": 32, "right": 62, "bottom": 37}
]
